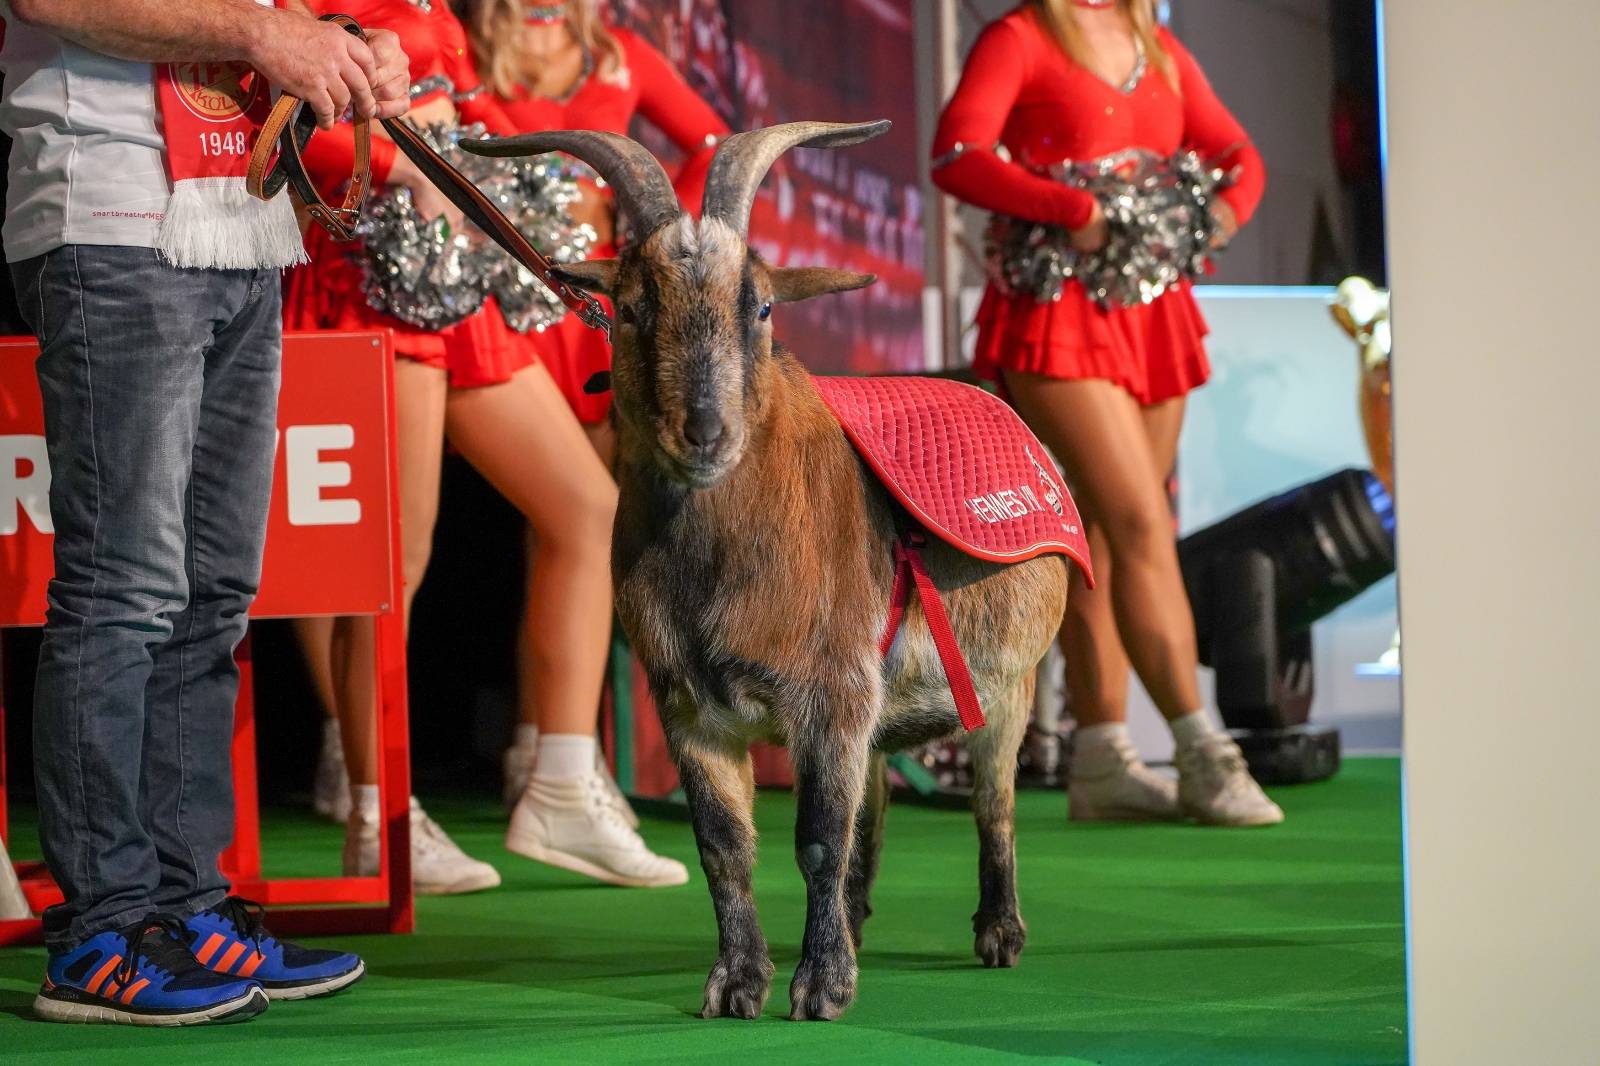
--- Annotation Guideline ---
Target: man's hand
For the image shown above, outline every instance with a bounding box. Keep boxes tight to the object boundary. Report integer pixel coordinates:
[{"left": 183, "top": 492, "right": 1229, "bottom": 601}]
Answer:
[
  {"left": 247, "top": 10, "right": 406, "bottom": 129},
  {"left": 365, "top": 29, "right": 411, "bottom": 120}
]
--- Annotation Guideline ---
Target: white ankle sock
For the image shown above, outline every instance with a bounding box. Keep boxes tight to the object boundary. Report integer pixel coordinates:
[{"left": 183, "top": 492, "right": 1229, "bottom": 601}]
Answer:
[
  {"left": 1170, "top": 710, "right": 1222, "bottom": 750},
  {"left": 352, "top": 783, "right": 380, "bottom": 821},
  {"left": 1075, "top": 721, "right": 1130, "bottom": 753},
  {"left": 534, "top": 734, "right": 597, "bottom": 781},
  {"left": 514, "top": 722, "right": 540, "bottom": 749}
]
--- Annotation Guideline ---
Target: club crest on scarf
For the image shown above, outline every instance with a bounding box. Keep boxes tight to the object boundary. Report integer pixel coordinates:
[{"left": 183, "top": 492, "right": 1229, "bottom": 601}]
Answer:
[{"left": 169, "top": 62, "right": 263, "bottom": 122}]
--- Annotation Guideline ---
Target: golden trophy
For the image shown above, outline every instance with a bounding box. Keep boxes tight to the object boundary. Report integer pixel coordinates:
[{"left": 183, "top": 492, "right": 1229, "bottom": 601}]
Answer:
[{"left": 1331, "top": 276, "right": 1394, "bottom": 495}]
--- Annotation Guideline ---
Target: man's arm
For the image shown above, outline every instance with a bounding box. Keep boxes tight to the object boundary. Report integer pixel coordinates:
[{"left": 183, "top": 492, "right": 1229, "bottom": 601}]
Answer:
[{"left": 6, "top": 0, "right": 411, "bottom": 127}]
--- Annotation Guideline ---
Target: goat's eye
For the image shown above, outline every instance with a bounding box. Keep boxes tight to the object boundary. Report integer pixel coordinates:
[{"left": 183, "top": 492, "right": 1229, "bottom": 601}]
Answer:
[
  {"left": 617, "top": 305, "right": 636, "bottom": 327},
  {"left": 758, "top": 303, "right": 772, "bottom": 322}
]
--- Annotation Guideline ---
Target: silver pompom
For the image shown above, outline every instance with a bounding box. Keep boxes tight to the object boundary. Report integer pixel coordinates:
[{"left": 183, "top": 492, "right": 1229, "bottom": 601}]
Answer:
[
  {"left": 486, "top": 151, "right": 596, "bottom": 334},
  {"left": 985, "top": 148, "right": 1235, "bottom": 310},
  {"left": 355, "top": 122, "right": 594, "bottom": 333}
]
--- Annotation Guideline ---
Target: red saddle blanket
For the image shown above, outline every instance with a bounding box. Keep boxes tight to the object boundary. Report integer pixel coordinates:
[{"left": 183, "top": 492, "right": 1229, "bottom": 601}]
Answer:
[{"left": 812, "top": 375, "right": 1095, "bottom": 731}]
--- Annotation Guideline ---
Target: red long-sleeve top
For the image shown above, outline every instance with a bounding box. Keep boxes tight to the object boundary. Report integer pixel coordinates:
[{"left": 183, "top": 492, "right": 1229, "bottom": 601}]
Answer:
[
  {"left": 299, "top": 0, "right": 515, "bottom": 188},
  {"left": 931, "top": 12, "right": 1264, "bottom": 231},
  {"left": 495, "top": 27, "right": 729, "bottom": 213},
  {"left": 931, "top": 10, "right": 1266, "bottom": 404}
]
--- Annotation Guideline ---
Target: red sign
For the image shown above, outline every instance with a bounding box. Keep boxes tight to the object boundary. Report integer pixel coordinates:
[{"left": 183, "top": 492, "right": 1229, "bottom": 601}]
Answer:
[{"left": 0, "top": 331, "right": 397, "bottom": 627}]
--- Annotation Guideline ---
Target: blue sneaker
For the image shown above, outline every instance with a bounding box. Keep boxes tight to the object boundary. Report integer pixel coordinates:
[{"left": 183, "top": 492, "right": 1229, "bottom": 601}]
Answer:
[
  {"left": 36, "top": 916, "right": 268, "bottom": 1026},
  {"left": 184, "top": 897, "right": 364, "bottom": 1000}
]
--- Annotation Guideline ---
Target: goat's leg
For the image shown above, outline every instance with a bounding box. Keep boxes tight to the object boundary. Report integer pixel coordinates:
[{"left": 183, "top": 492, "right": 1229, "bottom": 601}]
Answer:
[
  {"left": 788, "top": 725, "right": 872, "bottom": 1021},
  {"left": 968, "top": 678, "right": 1031, "bottom": 968},
  {"left": 673, "top": 737, "right": 773, "bottom": 1019},
  {"left": 845, "top": 751, "right": 889, "bottom": 949}
]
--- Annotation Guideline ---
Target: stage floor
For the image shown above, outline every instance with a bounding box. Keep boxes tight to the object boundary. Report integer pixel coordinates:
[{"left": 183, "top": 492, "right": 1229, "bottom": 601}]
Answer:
[{"left": 0, "top": 758, "right": 1407, "bottom": 1064}]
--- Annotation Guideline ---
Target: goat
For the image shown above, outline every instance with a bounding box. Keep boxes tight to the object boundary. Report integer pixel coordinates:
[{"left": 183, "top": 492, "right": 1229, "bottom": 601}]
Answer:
[{"left": 469, "top": 121, "right": 1070, "bottom": 1022}]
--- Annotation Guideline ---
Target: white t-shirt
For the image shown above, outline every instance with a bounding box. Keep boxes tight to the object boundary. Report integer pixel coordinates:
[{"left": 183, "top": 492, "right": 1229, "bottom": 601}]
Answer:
[{"left": 0, "top": 8, "right": 172, "bottom": 262}]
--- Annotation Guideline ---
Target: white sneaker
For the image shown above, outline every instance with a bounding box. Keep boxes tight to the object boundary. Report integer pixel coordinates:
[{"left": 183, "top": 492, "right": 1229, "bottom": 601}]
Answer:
[
  {"left": 1067, "top": 732, "right": 1181, "bottom": 822},
  {"left": 502, "top": 738, "right": 640, "bottom": 828},
  {"left": 312, "top": 718, "right": 351, "bottom": 823},
  {"left": 1176, "top": 735, "right": 1285, "bottom": 827},
  {"left": 506, "top": 773, "right": 688, "bottom": 888},
  {"left": 343, "top": 796, "right": 503, "bottom": 895}
]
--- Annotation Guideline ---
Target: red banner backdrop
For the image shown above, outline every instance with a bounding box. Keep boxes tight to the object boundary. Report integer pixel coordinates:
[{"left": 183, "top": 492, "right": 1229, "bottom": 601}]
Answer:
[
  {"left": 0, "top": 332, "right": 396, "bottom": 627},
  {"left": 609, "top": 0, "right": 924, "bottom": 374}
]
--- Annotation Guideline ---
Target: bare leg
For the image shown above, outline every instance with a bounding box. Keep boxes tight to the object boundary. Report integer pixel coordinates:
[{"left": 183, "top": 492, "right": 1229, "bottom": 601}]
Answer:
[
  {"left": 788, "top": 716, "right": 871, "bottom": 1021},
  {"left": 1005, "top": 373, "right": 1202, "bottom": 720},
  {"left": 1057, "top": 394, "right": 1186, "bottom": 725},
  {"left": 969, "top": 678, "right": 1030, "bottom": 967},
  {"left": 447, "top": 362, "right": 616, "bottom": 738},
  {"left": 512, "top": 416, "right": 615, "bottom": 733},
  {"left": 335, "top": 359, "right": 448, "bottom": 787},
  {"left": 670, "top": 727, "right": 772, "bottom": 1020},
  {"left": 292, "top": 616, "right": 337, "bottom": 719},
  {"left": 582, "top": 418, "right": 617, "bottom": 470},
  {"left": 330, "top": 616, "right": 378, "bottom": 786},
  {"left": 844, "top": 752, "right": 888, "bottom": 949},
  {"left": 1058, "top": 521, "right": 1126, "bottom": 725}
]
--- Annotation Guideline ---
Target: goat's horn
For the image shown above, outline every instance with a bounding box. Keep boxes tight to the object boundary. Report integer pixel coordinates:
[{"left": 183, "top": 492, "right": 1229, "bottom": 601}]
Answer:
[
  {"left": 701, "top": 120, "right": 892, "bottom": 238},
  {"left": 462, "top": 130, "right": 682, "bottom": 240}
]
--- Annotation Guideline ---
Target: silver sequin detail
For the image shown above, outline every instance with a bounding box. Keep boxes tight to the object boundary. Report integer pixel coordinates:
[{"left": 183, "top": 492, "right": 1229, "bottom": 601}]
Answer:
[
  {"left": 985, "top": 148, "right": 1236, "bottom": 310},
  {"left": 453, "top": 84, "right": 486, "bottom": 104},
  {"left": 931, "top": 140, "right": 1005, "bottom": 171},
  {"left": 1117, "top": 35, "right": 1148, "bottom": 95},
  {"left": 356, "top": 121, "right": 594, "bottom": 332},
  {"left": 409, "top": 75, "right": 453, "bottom": 101}
]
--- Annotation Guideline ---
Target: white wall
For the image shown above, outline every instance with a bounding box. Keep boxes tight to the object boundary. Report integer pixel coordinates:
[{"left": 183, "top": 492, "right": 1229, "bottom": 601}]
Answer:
[{"left": 1385, "top": 2, "right": 1600, "bottom": 1062}]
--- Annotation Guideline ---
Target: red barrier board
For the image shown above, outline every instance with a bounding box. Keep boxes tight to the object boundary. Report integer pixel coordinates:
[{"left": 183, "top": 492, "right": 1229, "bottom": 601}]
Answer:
[{"left": 0, "top": 332, "right": 395, "bottom": 625}]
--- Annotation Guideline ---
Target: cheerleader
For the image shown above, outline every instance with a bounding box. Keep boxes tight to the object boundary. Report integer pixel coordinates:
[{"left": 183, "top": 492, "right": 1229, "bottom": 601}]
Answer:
[
  {"left": 460, "top": 0, "right": 730, "bottom": 828},
  {"left": 291, "top": 0, "right": 688, "bottom": 891},
  {"left": 932, "top": 0, "right": 1282, "bottom": 826},
  {"left": 464, "top": 0, "right": 728, "bottom": 445}
]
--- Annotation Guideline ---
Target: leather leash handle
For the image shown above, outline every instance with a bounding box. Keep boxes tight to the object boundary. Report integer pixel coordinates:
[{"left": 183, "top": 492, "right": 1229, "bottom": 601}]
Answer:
[
  {"left": 377, "top": 115, "right": 611, "bottom": 339},
  {"left": 245, "top": 13, "right": 372, "bottom": 240},
  {"left": 244, "top": 13, "right": 611, "bottom": 338}
]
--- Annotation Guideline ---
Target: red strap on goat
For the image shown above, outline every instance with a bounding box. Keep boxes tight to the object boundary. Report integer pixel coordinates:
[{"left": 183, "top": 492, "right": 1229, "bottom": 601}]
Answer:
[{"left": 878, "top": 531, "right": 987, "bottom": 732}]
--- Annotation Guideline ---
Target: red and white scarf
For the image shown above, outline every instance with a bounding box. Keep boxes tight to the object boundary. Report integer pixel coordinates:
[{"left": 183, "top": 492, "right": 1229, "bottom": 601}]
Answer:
[{"left": 154, "top": 0, "right": 305, "bottom": 269}]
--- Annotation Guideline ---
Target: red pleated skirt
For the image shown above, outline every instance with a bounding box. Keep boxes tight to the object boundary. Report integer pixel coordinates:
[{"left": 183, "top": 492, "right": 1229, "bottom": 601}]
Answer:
[
  {"left": 972, "top": 278, "right": 1212, "bottom": 406},
  {"left": 283, "top": 225, "right": 536, "bottom": 389}
]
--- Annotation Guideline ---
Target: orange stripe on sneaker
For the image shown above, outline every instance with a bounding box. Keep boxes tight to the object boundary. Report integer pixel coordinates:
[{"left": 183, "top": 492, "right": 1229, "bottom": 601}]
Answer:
[
  {"left": 195, "top": 932, "right": 226, "bottom": 965},
  {"left": 236, "top": 952, "right": 266, "bottom": 978},
  {"left": 215, "top": 942, "right": 247, "bottom": 973},
  {"left": 86, "top": 955, "right": 121, "bottom": 996},
  {"left": 120, "top": 977, "right": 150, "bottom": 1004}
]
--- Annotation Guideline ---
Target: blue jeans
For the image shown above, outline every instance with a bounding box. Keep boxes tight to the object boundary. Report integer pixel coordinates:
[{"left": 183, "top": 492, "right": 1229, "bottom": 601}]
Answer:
[{"left": 13, "top": 245, "right": 282, "bottom": 950}]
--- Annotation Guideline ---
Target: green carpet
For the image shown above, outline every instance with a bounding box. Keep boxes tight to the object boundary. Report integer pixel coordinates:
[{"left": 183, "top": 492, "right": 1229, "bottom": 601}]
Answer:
[{"left": 0, "top": 758, "right": 1407, "bottom": 1064}]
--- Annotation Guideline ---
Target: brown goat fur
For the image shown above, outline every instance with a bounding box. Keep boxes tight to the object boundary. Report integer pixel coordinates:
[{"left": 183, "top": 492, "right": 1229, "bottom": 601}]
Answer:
[{"left": 478, "top": 124, "right": 1071, "bottom": 1021}]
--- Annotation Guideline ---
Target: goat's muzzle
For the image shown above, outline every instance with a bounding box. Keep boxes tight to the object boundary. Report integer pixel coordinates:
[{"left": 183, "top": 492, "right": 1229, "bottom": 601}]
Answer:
[{"left": 661, "top": 409, "right": 743, "bottom": 489}]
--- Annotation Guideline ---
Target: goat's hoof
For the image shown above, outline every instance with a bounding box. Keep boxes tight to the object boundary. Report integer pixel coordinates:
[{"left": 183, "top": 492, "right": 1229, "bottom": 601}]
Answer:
[
  {"left": 974, "top": 912, "right": 1027, "bottom": 969},
  {"left": 701, "top": 953, "right": 774, "bottom": 1020},
  {"left": 788, "top": 953, "right": 858, "bottom": 1021}
]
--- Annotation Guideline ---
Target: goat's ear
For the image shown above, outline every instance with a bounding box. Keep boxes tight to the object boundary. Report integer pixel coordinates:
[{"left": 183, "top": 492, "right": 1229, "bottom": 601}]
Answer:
[
  {"left": 768, "top": 266, "right": 876, "bottom": 304},
  {"left": 551, "top": 259, "right": 619, "bottom": 295}
]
